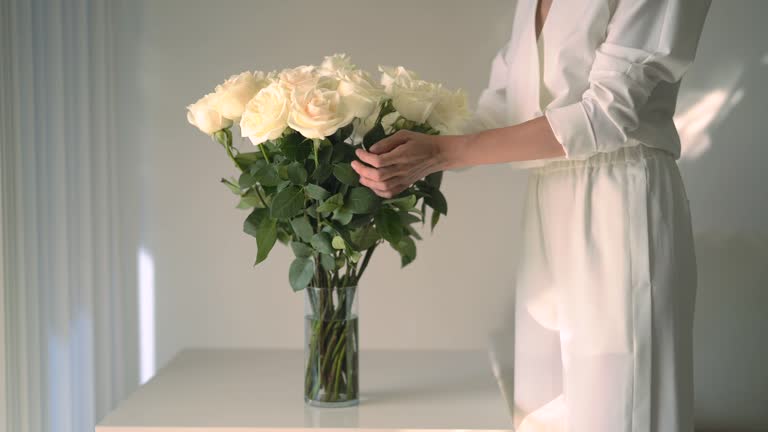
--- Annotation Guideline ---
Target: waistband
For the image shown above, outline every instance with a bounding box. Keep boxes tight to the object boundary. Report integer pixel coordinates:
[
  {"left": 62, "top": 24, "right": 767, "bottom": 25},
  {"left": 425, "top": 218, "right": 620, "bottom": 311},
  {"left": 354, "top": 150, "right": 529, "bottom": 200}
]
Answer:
[{"left": 533, "top": 144, "right": 674, "bottom": 174}]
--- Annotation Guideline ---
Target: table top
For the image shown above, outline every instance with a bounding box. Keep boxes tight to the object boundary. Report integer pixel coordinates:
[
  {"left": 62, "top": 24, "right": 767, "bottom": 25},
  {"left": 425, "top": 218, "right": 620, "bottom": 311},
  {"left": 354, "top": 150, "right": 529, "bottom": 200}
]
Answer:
[{"left": 96, "top": 348, "right": 514, "bottom": 431}]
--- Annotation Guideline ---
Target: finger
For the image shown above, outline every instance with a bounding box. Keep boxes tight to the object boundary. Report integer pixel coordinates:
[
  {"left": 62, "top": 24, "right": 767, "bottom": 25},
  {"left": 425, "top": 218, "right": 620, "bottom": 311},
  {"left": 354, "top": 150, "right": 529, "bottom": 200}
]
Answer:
[
  {"left": 350, "top": 160, "right": 400, "bottom": 182},
  {"left": 358, "top": 175, "right": 405, "bottom": 196},
  {"left": 361, "top": 181, "right": 392, "bottom": 198},
  {"left": 355, "top": 148, "right": 395, "bottom": 168},
  {"left": 368, "top": 131, "right": 409, "bottom": 154}
]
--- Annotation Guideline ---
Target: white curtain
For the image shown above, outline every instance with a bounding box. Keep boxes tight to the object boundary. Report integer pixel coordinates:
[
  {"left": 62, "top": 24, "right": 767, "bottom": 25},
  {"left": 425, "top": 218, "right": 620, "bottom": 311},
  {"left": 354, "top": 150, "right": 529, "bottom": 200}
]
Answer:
[{"left": 1, "top": 1, "right": 141, "bottom": 431}]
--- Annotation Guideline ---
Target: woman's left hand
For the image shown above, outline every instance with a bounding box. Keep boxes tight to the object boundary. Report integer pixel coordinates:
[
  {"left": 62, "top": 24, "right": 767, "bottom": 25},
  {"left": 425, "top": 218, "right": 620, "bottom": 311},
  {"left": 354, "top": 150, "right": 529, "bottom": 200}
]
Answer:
[{"left": 351, "top": 130, "right": 446, "bottom": 199}]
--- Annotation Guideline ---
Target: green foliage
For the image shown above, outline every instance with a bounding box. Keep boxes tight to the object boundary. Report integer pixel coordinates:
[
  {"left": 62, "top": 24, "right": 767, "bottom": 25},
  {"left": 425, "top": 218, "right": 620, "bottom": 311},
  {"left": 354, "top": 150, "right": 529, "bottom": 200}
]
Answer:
[
  {"left": 243, "top": 208, "right": 277, "bottom": 265},
  {"left": 270, "top": 185, "right": 305, "bottom": 219},
  {"left": 332, "top": 162, "right": 359, "bottom": 186},
  {"left": 213, "top": 111, "right": 447, "bottom": 290},
  {"left": 346, "top": 187, "right": 381, "bottom": 214},
  {"left": 289, "top": 257, "right": 315, "bottom": 291}
]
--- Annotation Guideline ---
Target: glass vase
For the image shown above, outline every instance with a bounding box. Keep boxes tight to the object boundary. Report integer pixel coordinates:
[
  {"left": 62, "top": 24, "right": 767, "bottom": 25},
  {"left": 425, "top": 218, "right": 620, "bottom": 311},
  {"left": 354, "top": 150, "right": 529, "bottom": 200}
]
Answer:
[{"left": 304, "top": 285, "right": 359, "bottom": 407}]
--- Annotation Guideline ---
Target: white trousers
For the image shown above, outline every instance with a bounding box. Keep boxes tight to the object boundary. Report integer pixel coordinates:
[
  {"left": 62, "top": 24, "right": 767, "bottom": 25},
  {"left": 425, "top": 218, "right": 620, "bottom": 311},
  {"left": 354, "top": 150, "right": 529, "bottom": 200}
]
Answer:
[{"left": 513, "top": 144, "right": 697, "bottom": 432}]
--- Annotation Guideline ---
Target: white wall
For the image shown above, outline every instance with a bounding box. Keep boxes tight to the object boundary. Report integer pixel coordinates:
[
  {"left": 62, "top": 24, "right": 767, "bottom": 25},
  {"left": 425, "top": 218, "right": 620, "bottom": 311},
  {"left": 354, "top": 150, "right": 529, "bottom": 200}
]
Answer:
[
  {"left": 132, "top": 1, "right": 767, "bottom": 431},
  {"left": 675, "top": 4, "right": 768, "bottom": 431}
]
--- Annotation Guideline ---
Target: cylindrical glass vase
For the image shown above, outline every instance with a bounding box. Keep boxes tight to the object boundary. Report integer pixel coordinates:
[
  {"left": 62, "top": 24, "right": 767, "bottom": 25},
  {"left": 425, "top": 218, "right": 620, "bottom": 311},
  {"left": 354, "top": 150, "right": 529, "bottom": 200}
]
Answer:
[{"left": 304, "top": 285, "right": 359, "bottom": 407}]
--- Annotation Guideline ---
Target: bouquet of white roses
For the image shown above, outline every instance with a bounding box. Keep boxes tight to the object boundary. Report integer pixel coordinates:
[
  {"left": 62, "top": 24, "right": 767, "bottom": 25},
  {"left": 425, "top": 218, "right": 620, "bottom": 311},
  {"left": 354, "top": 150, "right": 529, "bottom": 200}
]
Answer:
[{"left": 185, "top": 53, "right": 469, "bottom": 405}]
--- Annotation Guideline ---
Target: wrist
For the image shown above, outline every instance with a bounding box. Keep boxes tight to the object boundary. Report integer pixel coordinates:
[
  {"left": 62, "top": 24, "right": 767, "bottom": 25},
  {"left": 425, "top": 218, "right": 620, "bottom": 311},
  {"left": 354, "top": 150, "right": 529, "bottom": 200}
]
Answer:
[{"left": 435, "top": 133, "right": 472, "bottom": 171}]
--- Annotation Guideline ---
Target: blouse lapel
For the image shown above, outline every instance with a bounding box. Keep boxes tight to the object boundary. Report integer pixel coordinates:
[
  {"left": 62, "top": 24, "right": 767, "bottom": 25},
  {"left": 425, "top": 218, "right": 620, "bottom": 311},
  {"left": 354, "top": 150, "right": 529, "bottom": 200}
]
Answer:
[{"left": 510, "top": 0, "right": 543, "bottom": 120}]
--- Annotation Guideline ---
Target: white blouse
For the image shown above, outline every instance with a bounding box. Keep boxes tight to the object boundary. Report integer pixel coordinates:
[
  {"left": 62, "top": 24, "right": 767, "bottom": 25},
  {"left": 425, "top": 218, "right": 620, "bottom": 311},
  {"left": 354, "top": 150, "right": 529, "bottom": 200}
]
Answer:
[{"left": 469, "top": 0, "right": 712, "bottom": 161}]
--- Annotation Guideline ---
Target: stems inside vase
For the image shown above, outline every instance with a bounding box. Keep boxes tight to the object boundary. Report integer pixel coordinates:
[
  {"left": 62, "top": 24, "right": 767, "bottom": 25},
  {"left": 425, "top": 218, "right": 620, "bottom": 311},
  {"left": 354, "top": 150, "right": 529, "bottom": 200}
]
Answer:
[{"left": 304, "top": 285, "right": 359, "bottom": 406}]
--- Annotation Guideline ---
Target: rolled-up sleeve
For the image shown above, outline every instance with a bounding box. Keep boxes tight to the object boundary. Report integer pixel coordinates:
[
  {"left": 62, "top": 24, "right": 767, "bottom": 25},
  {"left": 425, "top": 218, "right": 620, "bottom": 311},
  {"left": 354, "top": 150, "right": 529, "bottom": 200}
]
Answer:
[{"left": 544, "top": 0, "right": 711, "bottom": 159}]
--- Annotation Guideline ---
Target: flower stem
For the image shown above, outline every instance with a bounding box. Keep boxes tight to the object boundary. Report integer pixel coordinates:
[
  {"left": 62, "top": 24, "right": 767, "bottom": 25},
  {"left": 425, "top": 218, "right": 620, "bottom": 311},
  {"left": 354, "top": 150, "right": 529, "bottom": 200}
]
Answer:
[{"left": 258, "top": 142, "right": 271, "bottom": 163}]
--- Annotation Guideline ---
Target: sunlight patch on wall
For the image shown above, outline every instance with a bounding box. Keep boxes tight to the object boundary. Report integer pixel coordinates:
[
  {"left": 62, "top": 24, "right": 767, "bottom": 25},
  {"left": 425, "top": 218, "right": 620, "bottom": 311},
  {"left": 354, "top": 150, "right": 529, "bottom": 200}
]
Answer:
[
  {"left": 675, "top": 87, "right": 744, "bottom": 160},
  {"left": 138, "top": 247, "right": 156, "bottom": 384}
]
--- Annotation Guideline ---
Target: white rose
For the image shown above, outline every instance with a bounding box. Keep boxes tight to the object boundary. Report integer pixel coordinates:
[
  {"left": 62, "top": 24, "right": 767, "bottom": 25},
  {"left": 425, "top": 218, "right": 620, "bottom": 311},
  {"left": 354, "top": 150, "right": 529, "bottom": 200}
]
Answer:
[
  {"left": 186, "top": 92, "right": 232, "bottom": 135},
  {"left": 214, "top": 71, "right": 269, "bottom": 121},
  {"left": 378, "top": 65, "right": 418, "bottom": 94},
  {"left": 240, "top": 82, "right": 290, "bottom": 145},
  {"left": 278, "top": 65, "right": 318, "bottom": 93},
  {"left": 319, "top": 53, "right": 356, "bottom": 76},
  {"left": 428, "top": 87, "right": 470, "bottom": 135},
  {"left": 336, "top": 69, "right": 385, "bottom": 119},
  {"left": 391, "top": 77, "right": 441, "bottom": 124},
  {"left": 288, "top": 84, "right": 354, "bottom": 139}
]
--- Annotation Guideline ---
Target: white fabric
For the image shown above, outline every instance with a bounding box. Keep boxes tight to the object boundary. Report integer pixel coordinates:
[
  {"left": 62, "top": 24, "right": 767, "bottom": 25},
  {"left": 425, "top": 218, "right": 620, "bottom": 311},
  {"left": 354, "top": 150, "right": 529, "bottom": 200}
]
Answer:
[
  {"left": 466, "top": 0, "right": 711, "bottom": 161},
  {"left": 462, "top": 4, "right": 708, "bottom": 428},
  {"left": 514, "top": 144, "right": 697, "bottom": 432}
]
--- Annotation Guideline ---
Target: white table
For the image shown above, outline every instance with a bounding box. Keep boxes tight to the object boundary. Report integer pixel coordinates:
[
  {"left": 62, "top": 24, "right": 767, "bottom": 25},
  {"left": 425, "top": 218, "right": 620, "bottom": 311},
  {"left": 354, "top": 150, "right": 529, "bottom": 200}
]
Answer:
[{"left": 96, "top": 348, "right": 514, "bottom": 431}]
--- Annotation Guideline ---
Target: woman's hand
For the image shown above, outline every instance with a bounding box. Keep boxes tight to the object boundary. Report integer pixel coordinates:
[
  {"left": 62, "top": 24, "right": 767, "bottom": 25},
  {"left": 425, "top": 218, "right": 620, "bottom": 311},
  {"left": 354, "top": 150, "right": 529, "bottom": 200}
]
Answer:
[
  {"left": 350, "top": 116, "right": 566, "bottom": 198},
  {"left": 351, "top": 130, "right": 451, "bottom": 198}
]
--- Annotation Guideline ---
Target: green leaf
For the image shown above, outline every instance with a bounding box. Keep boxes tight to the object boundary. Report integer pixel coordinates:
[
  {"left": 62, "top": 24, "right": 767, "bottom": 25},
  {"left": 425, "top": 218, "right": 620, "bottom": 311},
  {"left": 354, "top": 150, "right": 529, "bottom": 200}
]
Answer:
[
  {"left": 326, "top": 221, "right": 360, "bottom": 250},
  {"left": 289, "top": 216, "right": 313, "bottom": 243},
  {"left": 320, "top": 253, "right": 336, "bottom": 272},
  {"left": 287, "top": 162, "right": 308, "bottom": 185},
  {"left": 332, "top": 235, "right": 345, "bottom": 250},
  {"left": 385, "top": 194, "right": 417, "bottom": 211},
  {"left": 289, "top": 257, "right": 315, "bottom": 291},
  {"left": 394, "top": 235, "right": 416, "bottom": 267},
  {"left": 281, "top": 133, "right": 312, "bottom": 160},
  {"left": 425, "top": 170, "right": 443, "bottom": 189},
  {"left": 270, "top": 185, "right": 304, "bottom": 219},
  {"left": 346, "top": 187, "right": 381, "bottom": 214},
  {"left": 347, "top": 214, "right": 373, "bottom": 229},
  {"left": 277, "top": 163, "right": 289, "bottom": 180},
  {"left": 243, "top": 208, "right": 277, "bottom": 264},
  {"left": 238, "top": 172, "right": 258, "bottom": 190},
  {"left": 290, "top": 241, "right": 313, "bottom": 258},
  {"left": 312, "top": 162, "right": 333, "bottom": 183},
  {"left": 316, "top": 193, "right": 344, "bottom": 214},
  {"left": 252, "top": 164, "right": 281, "bottom": 187},
  {"left": 221, "top": 178, "right": 241, "bottom": 195},
  {"left": 350, "top": 225, "right": 380, "bottom": 250},
  {"left": 255, "top": 218, "right": 277, "bottom": 264},
  {"left": 276, "top": 226, "right": 292, "bottom": 245},
  {"left": 405, "top": 224, "right": 422, "bottom": 240},
  {"left": 243, "top": 208, "right": 267, "bottom": 238},
  {"left": 248, "top": 159, "right": 267, "bottom": 175},
  {"left": 349, "top": 250, "right": 361, "bottom": 263},
  {"left": 276, "top": 180, "right": 291, "bottom": 192},
  {"left": 234, "top": 151, "right": 265, "bottom": 166},
  {"left": 425, "top": 187, "right": 448, "bottom": 215},
  {"left": 306, "top": 203, "right": 318, "bottom": 219},
  {"left": 362, "top": 123, "right": 386, "bottom": 152},
  {"left": 310, "top": 232, "right": 335, "bottom": 254},
  {"left": 305, "top": 183, "right": 330, "bottom": 201},
  {"left": 236, "top": 194, "right": 264, "bottom": 209},
  {"left": 374, "top": 208, "right": 402, "bottom": 244},
  {"left": 333, "top": 162, "right": 359, "bottom": 186},
  {"left": 332, "top": 140, "right": 356, "bottom": 163},
  {"left": 317, "top": 141, "right": 334, "bottom": 164},
  {"left": 332, "top": 207, "right": 354, "bottom": 225},
  {"left": 398, "top": 212, "right": 421, "bottom": 225},
  {"left": 430, "top": 209, "right": 441, "bottom": 232}
]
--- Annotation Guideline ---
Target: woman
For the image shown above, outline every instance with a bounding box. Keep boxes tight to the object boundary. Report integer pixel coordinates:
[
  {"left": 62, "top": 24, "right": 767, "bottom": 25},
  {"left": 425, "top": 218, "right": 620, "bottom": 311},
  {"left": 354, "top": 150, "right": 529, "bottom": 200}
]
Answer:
[{"left": 351, "top": 0, "right": 711, "bottom": 431}]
